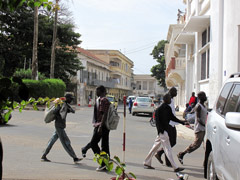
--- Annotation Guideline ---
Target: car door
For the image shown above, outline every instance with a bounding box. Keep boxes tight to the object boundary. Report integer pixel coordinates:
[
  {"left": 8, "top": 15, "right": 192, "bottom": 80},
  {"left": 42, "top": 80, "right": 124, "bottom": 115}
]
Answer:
[
  {"left": 220, "top": 84, "right": 240, "bottom": 180},
  {"left": 211, "top": 83, "right": 233, "bottom": 176}
]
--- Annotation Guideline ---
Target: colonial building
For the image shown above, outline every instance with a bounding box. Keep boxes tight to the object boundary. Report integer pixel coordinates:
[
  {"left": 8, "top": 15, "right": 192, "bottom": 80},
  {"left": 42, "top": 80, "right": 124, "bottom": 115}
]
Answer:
[
  {"left": 165, "top": 0, "right": 240, "bottom": 109},
  {"left": 133, "top": 74, "right": 165, "bottom": 98},
  {"left": 88, "top": 50, "right": 134, "bottom": 101},
  {"left": 73, "top": 47, "right": 114, "bottom": 106}
]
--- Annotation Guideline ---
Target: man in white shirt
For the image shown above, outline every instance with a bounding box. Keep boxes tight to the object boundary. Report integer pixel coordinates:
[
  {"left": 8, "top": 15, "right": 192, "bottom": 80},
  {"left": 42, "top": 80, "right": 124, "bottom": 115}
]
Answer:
[{"left": 155, "top": 87, "right": 178, "bottom": 167}]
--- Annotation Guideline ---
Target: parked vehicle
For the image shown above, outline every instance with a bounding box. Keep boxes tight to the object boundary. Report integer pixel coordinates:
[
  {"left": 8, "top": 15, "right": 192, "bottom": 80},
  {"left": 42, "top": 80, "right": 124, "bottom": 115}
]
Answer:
[
  {"left": 132, "top": 96, "right": 155, "bottom": 116},
  {"left": 0, "top": 109, "right": 12, "bottom": 125},
  {"left": 204, "top": 73, "right": 240, "bottom": 180},
  {"left": 106, "top": 95, "right": 118, "bottom": 110},
  {"left": 126, "top": 96, "right": 136, "bottom": 105}
]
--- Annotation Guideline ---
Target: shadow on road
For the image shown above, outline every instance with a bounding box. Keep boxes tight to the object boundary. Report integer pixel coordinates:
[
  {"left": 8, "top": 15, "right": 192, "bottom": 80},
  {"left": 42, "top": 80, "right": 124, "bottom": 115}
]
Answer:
[{"left": 0, "top": 124, "right": 17, "bottom": 128}]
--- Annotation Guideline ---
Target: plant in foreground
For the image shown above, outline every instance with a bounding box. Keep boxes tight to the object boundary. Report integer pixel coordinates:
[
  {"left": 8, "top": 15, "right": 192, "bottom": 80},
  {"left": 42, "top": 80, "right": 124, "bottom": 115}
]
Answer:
[{"left": 94, "top": 152, "right": 136, "bottom": 180}]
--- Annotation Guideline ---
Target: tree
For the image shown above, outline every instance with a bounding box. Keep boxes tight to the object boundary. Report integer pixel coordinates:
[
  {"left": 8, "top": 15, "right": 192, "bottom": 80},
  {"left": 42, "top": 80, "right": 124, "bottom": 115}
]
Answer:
[
  {"left": 50, "top": 0, "right": 59, "bottom": 78},
  {"left": 150, "top": 40, "right": 168, "bottom": 88},
  {"left": 32, "top": 4, "right": 39, "bottom": 80},
  {"left": 0, "top": 3, "right": 83, "bottom": 84}
]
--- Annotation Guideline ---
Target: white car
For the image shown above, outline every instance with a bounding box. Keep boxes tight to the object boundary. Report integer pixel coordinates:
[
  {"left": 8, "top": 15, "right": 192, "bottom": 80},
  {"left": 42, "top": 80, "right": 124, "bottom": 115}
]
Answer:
[
  {"left": 204, "top": 73, "right": 240, "bottom": 180},
  {"left": 132, "top": 96, "right": 155, "bottom": 116}
]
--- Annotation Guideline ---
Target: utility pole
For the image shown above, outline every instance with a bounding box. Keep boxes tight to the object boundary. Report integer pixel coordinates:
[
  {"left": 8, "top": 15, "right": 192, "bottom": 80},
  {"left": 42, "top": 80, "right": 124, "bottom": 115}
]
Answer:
[{"left": 50, "top": 0, "right": 59, "bottom": 79}]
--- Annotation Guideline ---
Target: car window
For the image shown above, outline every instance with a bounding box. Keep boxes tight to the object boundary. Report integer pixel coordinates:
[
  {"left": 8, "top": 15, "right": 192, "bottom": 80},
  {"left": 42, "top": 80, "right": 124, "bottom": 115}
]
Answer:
[
  {"left": 223, "top": 84, "right": 240, "bottom": 115},
  {"left": 137, "top": 97, "right": 152, "bottom": 103},
  {"left": 216, "top": 83, "right": 233, "bottom": 115},
  {"left": 107, "top": 97, "right": 114, "bottom": 102}
]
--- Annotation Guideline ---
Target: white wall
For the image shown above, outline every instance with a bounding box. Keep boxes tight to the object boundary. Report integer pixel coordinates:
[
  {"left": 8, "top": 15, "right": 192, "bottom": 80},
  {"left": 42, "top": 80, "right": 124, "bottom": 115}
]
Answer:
[{"left": 223, "top": 1, "right": 240, "bottom": 81}]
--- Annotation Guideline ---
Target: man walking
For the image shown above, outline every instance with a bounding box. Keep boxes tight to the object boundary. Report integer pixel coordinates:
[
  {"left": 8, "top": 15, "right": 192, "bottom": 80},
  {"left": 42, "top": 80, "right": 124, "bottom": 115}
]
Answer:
[
  {"left": 81, "top": 96, "right": 100, "bottom": 158},
  {"left": 143, "top": 93, "right": 188, "bottom": 172},
  {"left": 177, "top": 91, "right": 208, "bottom": 164},
  {"left": 41, "top": 94, "right": 82, "bottom": 163},
  {"left": 128, "top": 97, "right": 133, "bottom": 114},
  {"left": 90, "top": 85, "right": 111, "bottom": 171},
  {"left": 155, "top": 87, "right": 178, "bottom": 167}
]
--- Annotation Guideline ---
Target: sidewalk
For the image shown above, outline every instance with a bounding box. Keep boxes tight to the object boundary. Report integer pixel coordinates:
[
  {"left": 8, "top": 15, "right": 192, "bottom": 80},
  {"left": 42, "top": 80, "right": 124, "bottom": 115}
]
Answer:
[{"left": 175, "top": 111, "right": 195, "bottom": 141}]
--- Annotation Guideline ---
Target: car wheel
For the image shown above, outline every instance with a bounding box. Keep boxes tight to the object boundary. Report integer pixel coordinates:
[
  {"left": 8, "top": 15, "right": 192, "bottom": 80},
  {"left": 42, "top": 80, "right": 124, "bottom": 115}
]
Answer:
[{"left": 207, "top": 151, "right": 219, "bottom": 180}]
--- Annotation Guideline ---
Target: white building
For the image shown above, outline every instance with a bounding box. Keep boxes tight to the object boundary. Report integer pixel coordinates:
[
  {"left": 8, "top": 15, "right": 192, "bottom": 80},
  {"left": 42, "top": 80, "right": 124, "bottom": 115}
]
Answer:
[
  {"left": 165, "top": 0, "right": 240, "bottom": 109},
  {"left": 133, "top": 74, "right": 165, "bottom": 98}
]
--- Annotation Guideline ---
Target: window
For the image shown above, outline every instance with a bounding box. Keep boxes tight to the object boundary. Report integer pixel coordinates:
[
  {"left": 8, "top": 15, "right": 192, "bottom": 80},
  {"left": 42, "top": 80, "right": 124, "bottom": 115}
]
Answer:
[
  {"left": 216, "top": 83, "right": 233, "bottom": 115},
  {"left": 201, "top": 52, "right": 206, "bottom": 80},
  {"left": 136, "top": 81, "right": 141, "bottom": 90},
  {"left": 223, "top": 84, "right": 240, "bottom": 115},
  {"left": 110, "top": 61, "right": 119, "bottom": 67},
  {"left": 201, "top": 44, "right": 210, "bottom": 80},
  {"left": 143, "top": 81, "right": 147, "bottom": 90},
  {"left": 149, "top": 81, "right": 154, "bottom": 90},
  {"left": 202, "top": 29, "right": 207, "bottom": 47}
]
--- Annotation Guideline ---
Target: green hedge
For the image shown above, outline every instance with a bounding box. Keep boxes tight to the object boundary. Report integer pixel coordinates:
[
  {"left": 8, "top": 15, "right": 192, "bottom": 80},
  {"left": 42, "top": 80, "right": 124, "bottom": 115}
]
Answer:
[
  {"left": 23, "top": 79, "right": 66, "bottom": 99},
  {"left": 14, "top": 69, "right": 47, "bottom": 80}
]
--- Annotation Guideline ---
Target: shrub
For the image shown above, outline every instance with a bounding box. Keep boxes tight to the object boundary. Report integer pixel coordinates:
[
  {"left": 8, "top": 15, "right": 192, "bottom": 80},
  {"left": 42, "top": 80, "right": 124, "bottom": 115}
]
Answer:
[
  {"left": 23, "top": 79, "right": 66, "bottom": 99},
  {"left": 14, "top": 69, "right": 46, "bottom": 80}
]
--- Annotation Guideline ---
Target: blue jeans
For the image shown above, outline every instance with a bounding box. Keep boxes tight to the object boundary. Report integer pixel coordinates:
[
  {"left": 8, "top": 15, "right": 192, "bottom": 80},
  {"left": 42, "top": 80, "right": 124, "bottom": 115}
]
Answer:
[{"left": 43, "top": 127, "right": 77, "bottom": 159}]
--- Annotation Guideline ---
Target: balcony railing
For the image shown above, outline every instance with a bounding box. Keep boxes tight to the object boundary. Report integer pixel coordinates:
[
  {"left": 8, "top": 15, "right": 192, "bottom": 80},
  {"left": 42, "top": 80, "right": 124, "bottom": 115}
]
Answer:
[
  {"left": 165, "top": 57, "right": 185, "bottom": 77},
  {"left": 86, "top": 79, "right": 116, "bottom": 88}
]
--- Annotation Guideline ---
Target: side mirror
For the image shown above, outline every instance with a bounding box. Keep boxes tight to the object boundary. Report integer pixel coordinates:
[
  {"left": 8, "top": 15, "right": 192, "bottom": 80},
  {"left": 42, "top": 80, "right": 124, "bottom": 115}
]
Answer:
[{"left": 225, "top": 112, "right": 240, "bottom": 130}]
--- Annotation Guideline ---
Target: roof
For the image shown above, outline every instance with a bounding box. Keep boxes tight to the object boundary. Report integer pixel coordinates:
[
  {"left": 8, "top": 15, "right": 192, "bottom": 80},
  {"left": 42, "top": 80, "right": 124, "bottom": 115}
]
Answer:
[
  {"left": 87, "top": 49, "right": 134, "bottom": 66},
  {"left": 76, "top": 47, "right": 109, "bottom": 66}
]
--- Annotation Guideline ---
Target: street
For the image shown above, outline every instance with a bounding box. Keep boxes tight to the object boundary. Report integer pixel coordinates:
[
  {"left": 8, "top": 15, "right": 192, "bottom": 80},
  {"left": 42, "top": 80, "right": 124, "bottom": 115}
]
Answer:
[{"left": 0, "top": 105, "right": 205, "bottom": 180}]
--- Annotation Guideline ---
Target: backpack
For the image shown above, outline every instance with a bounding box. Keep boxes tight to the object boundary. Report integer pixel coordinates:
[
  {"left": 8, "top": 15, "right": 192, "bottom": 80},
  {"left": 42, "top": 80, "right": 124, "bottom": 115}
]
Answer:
[
  {"left": 105, "top": 103, "right": 120, "bottom": 130},
  {"left": 44, "top": 105, "right": 56, "bottom": 123}
]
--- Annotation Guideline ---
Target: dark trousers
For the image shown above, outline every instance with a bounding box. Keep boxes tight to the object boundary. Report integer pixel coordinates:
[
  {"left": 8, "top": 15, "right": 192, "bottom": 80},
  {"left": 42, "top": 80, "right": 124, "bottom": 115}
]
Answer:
[
  {"left": 90, "top": 126, "right": 110, "bottom": 156},
  {"left": 82, "top": 142, "right": 91, "bottom": 153}
]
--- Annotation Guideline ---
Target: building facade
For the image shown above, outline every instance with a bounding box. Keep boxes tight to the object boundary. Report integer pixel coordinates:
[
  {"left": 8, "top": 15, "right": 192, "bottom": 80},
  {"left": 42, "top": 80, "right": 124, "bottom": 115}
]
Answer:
[
  {"left": 73, "top": 48, "right": 114, "bottom": 106},
  {"left": 133, "top": 74, "right": 165, "bottom": 98},
  {"left": 165, "top": 0, "right": 240, "bottom": 109},
  {"left": 88, "top": 50, "right": 134, "bottom": 101}
]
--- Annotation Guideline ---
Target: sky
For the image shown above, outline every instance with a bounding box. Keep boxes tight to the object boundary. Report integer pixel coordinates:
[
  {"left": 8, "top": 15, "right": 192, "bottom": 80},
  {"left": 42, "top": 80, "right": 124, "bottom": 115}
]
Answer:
[{"left": 68, "top": 0, "right": 185, "bottom": 74}]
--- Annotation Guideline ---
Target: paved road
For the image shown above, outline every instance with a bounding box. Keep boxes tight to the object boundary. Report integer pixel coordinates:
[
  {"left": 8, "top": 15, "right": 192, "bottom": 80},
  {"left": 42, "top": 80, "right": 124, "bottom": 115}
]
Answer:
[{"left": 0, "top": 105, "right": 205, "bottom": 180}]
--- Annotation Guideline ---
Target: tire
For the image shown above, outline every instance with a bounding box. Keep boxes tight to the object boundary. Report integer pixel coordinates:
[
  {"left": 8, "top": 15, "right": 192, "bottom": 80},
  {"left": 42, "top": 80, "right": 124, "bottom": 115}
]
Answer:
[
  {"left": 207, "top": 152, "right": 219, "bottom": 180},
  {"left": 132, "top": 112, "right": 136, "bottom": 116},
  {"left": 149, "top": 118, "right": 156, "bottom": 127}
]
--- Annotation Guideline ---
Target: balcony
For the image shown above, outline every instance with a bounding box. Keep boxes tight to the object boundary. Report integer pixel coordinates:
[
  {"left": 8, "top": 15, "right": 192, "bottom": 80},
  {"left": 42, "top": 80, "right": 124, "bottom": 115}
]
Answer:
[
  {"left": 110, "top": 66, "right": 122, "bottom": 76},
  {"left": 165, "top": 57, "right": 185, "bottom": 88},
  {"left": 86, "top": 79, "right": 116, "bottom": 88}
]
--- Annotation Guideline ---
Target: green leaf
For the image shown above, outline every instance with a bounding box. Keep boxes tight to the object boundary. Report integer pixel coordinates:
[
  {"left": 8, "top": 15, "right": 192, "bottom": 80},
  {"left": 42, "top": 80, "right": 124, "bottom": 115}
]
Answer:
[
  {"left": 129, "top": 172, "right": 136, "bottom": 179},
  {"left": 33, "top": 104, "right": 38, "bottom": 110},
  {"left": 100, "top": 151, "right": 107, "bottom": 156},
  {"left": 20, "top": 100, "right": 26, "bottom": 106},
  {"left": 3, "top": 109, "right": 12, "bottom": 123},
  {"left": 97, "top": 158, "right": 103, "bottom": 165},
  {"left": 13, "top": 102, "right": 19, "bottom": 109},
  {"left": 19, "top": 106, "right": 23, "bottom": 113},
  {"left": 114, "top": 156, "right": 121, "bottom": 163},
  {"left": 108, "top": 162, "right": 114, "bottom": 171},
  {"left": 103, "top": 158, "right": 109, "bottom": 166},
  {"left": 34, "top": 2, "right": 41, "bottom": 7},
  {"left": 120, "top": 163, "right": 126, "bottom": 168},
  {"left": 115, "top": 166, "right": 123, "bottom": 176}
]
